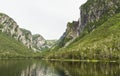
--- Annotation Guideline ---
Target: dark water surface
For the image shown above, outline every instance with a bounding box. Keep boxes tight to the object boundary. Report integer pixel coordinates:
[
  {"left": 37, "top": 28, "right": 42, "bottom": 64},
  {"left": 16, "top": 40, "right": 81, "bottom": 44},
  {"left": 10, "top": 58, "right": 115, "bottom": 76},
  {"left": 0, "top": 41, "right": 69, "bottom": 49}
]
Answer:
[{"left": 0, "top": 60, "right": 120, "bottom": 76}]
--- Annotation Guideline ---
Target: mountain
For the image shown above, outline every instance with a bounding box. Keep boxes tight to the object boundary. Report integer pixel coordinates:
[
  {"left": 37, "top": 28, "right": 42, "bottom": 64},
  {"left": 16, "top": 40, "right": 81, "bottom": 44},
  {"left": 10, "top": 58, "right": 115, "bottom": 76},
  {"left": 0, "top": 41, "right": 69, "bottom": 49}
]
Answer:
[
  {"left": 45, "top": 0, "right": 120, "bottom": 60},
  {"left": 58, "top": 21, "right": 79, "bottom": 47},
  {"left": 0, "top": 13, "right": 56, "bottom": 57},
  {"left": 32, "top": 34, "right": 56, "bottom": 51},
  {"left": 0, "top": 13, "right": 34, "bottom": 49},
  {"left": 0, "top": 30, "right": 33, "bottom": 58}
]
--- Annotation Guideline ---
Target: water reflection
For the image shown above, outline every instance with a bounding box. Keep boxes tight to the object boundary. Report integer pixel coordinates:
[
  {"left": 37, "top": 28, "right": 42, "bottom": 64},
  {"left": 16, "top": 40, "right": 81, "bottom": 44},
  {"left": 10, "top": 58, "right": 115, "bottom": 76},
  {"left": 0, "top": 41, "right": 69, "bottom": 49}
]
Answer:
[
  {"left": 21, "top": 61, "right": 67, "bottom": 76},
  {"left": 0, "top": 60, "right": 120, "bottom": 76}
]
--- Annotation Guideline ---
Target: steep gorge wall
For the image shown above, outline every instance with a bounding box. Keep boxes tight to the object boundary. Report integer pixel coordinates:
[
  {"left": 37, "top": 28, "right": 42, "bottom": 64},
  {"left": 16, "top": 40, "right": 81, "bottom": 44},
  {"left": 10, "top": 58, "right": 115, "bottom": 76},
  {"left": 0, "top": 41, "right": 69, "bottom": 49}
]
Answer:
[
  {"left": 58, "top": 21, "right": 79, "bottom": 47},
  {"left": 0, "top": 13, "right": 32, "bottom": 48},
  {"left": 58, "top": 0, "right": 120, "bottom": 48},
  {"left": 79, "top": 0, "right": 120, "bottom": 33}
]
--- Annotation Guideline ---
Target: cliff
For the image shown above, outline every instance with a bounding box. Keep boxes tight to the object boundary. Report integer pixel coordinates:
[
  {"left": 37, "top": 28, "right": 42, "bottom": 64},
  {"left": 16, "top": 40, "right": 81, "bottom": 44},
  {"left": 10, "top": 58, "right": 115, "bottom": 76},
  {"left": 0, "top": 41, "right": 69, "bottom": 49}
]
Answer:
[
  {"left": 79, "top": 0, "right": 120, "bottom": 33},
  {"left": 57, "top": 0, "right": 120, "bottom": 48},
  {"left": 0, "top": 13, "right": 33, "bottom": 48},
  {"left": 0, "top": 13, "right": 56, "bottom": 51},
  {"left": 46, "top": 0, "right": 120, "bottom": 60},
  {"left": 58, "top": 21, "right": 79, "bottom": 47}
]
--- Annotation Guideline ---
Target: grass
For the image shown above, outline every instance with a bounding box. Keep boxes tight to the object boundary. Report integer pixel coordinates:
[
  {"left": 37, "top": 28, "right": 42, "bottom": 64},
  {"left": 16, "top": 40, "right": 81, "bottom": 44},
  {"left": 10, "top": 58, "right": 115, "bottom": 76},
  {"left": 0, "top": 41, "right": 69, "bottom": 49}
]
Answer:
[
  {"left": 43, "top": 13, "right": 120, "bottom": 60},
  {"left": 0, "top": 31, "right": 34, "bottom": 58}
]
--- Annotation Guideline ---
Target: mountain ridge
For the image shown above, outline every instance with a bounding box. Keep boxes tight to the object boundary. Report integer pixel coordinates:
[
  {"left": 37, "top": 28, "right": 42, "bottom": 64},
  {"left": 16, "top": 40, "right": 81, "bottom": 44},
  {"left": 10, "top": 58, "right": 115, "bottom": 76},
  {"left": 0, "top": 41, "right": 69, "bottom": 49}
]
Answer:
[
  {"left": 56, "top": 0, "right": 120, "bottom": 49},
  {"left": 44, "top": 0, "right": 120, "bottom": 60},
  {"left": 0, "top": 13, "right": 56, "bottom": 52}
]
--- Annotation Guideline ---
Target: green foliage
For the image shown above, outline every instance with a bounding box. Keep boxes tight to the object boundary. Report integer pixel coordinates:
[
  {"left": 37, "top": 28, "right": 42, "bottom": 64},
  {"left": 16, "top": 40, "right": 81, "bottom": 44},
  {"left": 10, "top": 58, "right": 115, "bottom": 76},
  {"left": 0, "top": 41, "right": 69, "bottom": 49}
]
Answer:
[
  {"left": 67, "top": 22, "right": 74, "bottom": 28},
  {"left": 43, "top": 13, "right": 120, "bottom": 60},
  {"left": 0, "top": 31, "right": 34, "bottom": 58},
  {"left": 0, "top": 24, "right": 3, "bottom": 28},
  {"left": 20, "top": 28, "right": 31, "bottom": 38},
  {"left": 32, "top": 34, "right": 42, "bottom": 40}
]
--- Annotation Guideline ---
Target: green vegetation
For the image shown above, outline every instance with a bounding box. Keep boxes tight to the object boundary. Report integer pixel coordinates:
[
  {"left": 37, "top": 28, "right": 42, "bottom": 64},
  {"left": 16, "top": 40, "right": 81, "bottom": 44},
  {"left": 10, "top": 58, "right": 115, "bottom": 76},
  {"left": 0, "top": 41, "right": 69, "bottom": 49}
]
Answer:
[
  {"left": 32, "top": 34, "right": 42, "bottom": 40},
  {"left": 20, "top": 28, "right": 32, "bottom": 40},
  {"left": 0, "top": 0, "right": 120, "bottom": 60},
  {"left": 47, "top": 61, "right": 120, "bottom": 76},
  {"left": 0, "top": 60, "right": 34, "bottom": 76},
  {"left": 43, "top": 13, "right": 120, "bottom": 60},
  {"left": 0, "top": 31, "right": 34, "bottom": 58},
  {"left": 55, "top": 21, "right": 78, "bottom": 48}
]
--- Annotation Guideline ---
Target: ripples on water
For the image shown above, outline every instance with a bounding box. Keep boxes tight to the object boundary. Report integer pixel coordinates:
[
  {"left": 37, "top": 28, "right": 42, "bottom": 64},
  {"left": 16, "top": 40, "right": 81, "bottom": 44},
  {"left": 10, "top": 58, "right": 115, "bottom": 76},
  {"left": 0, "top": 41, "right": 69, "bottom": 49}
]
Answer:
[{"left": 0, "top": 60, "right": 119, "bottom": 76}]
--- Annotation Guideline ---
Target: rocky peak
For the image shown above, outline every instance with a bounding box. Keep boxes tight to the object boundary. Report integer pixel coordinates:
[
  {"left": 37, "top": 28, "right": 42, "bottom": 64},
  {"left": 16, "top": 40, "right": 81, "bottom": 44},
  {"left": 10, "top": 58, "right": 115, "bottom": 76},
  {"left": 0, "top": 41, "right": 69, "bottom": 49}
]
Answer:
[
  {"left": 66, "top": 21, "right": 79, "bottom": 38},
  {"left": 0, "top": 13, "right": 18, "bottom": 35},
  {"left": 32, "top": 34, "right": 57, "bottom": 51},
  {"left": 20, "top": 28, "right": 33, "bottom": 48},
  {"left": 58, "top": 0, "right": 120, "bottom": 48},
  {"left": 0, "top": 13, "right": 33, "bottom": 48},
  {"left": 58, "top": 21, "right": 79, "bottom": 47},
  {"left": 79, "top": 0, "right": 120, "bottom": 33},
  {"left": 32, "top": 34, "right": 46, "bottom": 51},
  {"left": 0, "top": 13, "right": 56, "bottom": 51}
]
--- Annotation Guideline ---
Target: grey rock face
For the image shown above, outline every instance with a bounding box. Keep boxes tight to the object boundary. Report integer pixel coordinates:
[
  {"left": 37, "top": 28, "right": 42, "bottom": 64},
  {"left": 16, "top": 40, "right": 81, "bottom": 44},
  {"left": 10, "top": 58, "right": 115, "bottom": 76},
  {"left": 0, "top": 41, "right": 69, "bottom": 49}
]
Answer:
[
  {"left": 32, "top": 34, "right": 46, "bottom": 51},
  {"left": 20, "top": 28, "right": 33, "bottom": 48},
  {"left": 58, "top": 0, "right": 120, "bottom": 47},
  {"left": 0, "top": 13, "right": 56, "bottom": 51},
  {"left": 66, "top": 21, "right": 79, "bottom": 38},
  {"left": 0, "top": 13, "right": 33, "bottom": 48},
  {"left": 32, "top": 34, "right": 57, "bottom": 51},
  {"left": 58, "top": 21, "right": 79, "bottom": 47},
  {"left": 79, "top": 0, "right": 120, "bottom": 32}
]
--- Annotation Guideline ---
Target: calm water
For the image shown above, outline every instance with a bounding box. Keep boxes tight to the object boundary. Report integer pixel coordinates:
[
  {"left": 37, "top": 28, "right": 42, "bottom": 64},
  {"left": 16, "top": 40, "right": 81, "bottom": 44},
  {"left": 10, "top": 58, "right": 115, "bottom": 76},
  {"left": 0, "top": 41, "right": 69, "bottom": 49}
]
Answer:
[{"left": 0, "top": 60, "right": 120, "bottom": 76}]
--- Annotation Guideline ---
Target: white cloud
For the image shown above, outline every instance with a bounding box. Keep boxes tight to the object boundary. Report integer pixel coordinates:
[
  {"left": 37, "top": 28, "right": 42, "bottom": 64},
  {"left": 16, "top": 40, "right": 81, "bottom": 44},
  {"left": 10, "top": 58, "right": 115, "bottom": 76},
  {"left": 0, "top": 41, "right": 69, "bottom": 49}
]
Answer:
[{"left": 0, "top": 0, "right": 87, "bottom": 39}]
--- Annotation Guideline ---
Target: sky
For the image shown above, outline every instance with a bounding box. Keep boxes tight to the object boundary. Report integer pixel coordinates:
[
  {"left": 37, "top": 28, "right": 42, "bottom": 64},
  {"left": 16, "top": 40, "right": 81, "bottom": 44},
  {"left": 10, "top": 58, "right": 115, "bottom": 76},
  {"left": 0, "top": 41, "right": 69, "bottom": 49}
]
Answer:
[{"left": 0, "top": 0, "right": 87, "bottom": 40}]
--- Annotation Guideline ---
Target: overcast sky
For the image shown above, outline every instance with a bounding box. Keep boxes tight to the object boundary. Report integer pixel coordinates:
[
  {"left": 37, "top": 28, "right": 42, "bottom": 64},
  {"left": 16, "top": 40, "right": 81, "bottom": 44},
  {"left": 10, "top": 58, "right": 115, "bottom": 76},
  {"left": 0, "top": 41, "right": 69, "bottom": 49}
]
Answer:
[{"left": 0, "top": 0, "right": 87, "bottom": 39}]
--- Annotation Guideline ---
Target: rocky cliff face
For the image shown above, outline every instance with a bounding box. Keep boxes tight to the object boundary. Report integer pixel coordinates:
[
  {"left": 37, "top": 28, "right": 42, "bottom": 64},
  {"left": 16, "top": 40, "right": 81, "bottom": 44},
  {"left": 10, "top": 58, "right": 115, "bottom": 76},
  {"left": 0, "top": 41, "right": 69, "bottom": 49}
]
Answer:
[
  {"left": 32, "top": 34, "right": 46, "bottom": 51},
  {"left": 46, "top": 0, "right": 120, "bottom": 59},
  {"left": 0, "top": 13, "right": 56, "bottom": 51},
  {"left": 58, "top": 0, "right": 120, "bottom": 47},
  {"left": 0, "top": 13, "right": 32, "bottom": 48},
  {"left": 20, "top": 28, "right": 33, "bottom": 48},
  {"left": 79, "top": 0, "right": 120, "bottom": 33},
  {"left": 58, "top": 21, "right": 79, "bottom": 47},
  {"left": 32, "top": 34, "right": 57, "bottom": 51}
]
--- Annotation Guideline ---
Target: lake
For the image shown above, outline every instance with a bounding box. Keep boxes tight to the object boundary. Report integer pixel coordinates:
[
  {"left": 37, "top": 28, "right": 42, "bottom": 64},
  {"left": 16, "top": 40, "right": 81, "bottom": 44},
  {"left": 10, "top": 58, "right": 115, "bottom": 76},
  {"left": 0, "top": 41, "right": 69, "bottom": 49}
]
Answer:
[{"left": 0, "top": 60, "right": 119, "bottom": 76}]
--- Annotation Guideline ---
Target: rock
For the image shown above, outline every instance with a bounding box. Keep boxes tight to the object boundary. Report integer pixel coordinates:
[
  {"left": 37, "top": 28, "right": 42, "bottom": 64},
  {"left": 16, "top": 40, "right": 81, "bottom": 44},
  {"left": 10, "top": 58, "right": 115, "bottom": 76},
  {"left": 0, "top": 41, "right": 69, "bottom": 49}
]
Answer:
[
  {"left": 79, "top": 0, "right": 120, "bottom": 32},
  {"left": 58, "top": 21, "right": 79, "bottom": 47},
  {"left": 20, "top": 28, "right": 33, "bottom": 48},
  {"left": 0, "top": 13, "right": 56, "bottom": 51},
  {"left": 32, "top": 34, "right": 46, "bottom": 51},
  {"left": 57, "top": 0, "right": 120, "bottom": 48},
  {"left": 32, "top": 34, "right": 57, "bottom": 51},
  {"left": 0, "top": 13, "right": 33, "bottom": 48}
]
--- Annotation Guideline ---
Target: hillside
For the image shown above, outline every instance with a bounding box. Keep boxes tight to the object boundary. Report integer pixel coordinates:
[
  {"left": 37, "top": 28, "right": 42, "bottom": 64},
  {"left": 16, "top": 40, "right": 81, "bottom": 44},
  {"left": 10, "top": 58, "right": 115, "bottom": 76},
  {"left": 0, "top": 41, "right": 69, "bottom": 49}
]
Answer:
[
  {"left": 0, "top": 13, "right": 56, "bottom": 52},
  {"left": 45, "top": 13, "right": 120, "bottom": 60},
  {"left": 55, "top": 0, "right": 120, "bottom": 48},
  {"left": 0, "top": 31, "right": 33, "bottom": 58},
  {"left": 0, "top": 13, "right": 57, "bottom": 58},
  {"left": 1, "top": 0, "right": 120, "bottom": 60},
  {"left": 43, "top": 0, "right": 120, "bottom": 60}
]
